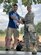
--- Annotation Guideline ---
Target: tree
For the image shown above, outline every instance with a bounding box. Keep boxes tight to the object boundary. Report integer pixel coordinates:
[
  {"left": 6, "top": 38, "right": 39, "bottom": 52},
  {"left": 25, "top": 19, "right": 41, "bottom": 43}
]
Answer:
[
  {"left": 0, "top": 0, "right": 3, "bottom": 4},
  {"left": 0, "top": 0, "right": 41, "bottom": 13},
  {"left": 22, "top": 0, "right": 41, "bottom": 6},
  {"left": 0, "top": 0, "right": 18, "bottom": 3},
  {"left": 3, "top": 0, "right": 18, "bottom": 14},
  {"left": 35, "top": 22, "right": 41, "bottom": 35},
  {"left": 22, "top": 0, "right": 32, "bottom": 6},
  {"left": 0, "top": 30, "right": 5, "bottom": 34},
  {"left": 37, "top": 0, "right": 41, "bottom": 4}
]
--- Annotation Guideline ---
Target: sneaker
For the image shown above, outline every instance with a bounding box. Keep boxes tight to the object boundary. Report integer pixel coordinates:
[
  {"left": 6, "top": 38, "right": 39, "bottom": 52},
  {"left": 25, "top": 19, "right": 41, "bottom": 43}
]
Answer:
[{"left": 32, "top": 48, "right": 37, "bottom": 54}]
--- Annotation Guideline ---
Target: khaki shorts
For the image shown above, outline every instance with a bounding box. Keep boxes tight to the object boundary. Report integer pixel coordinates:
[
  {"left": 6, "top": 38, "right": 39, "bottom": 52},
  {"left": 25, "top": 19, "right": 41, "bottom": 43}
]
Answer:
[{"left": 6, "top": 27, "right": 19, "bottom": 38}]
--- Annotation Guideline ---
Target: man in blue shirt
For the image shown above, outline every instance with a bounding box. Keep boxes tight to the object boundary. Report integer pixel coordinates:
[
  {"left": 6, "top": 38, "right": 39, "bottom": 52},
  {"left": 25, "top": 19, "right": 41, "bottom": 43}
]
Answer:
[{"left": 5, "top": 4, "right": 21, "bottom": 51}]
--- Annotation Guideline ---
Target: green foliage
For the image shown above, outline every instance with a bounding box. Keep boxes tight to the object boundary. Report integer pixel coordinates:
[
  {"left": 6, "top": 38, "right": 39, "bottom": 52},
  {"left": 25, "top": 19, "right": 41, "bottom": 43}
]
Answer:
[
  {"left": 22, "top": 0, "right": 41, "bottom": 6},
  {"left": 35, "top": 22, "right": 41, "bottom": 35},
  {"left": 0, "top": 0, "right": 3, "bottom": 4},
  {"left": 0, "top": 0, "right": 41, "bottom": 13},
  {"left": 22, "top": 0, "right": 33, "bottom": 6},
  {"left": 12, "top": 0, "right": 18, "bottom": 3},
  {"left": 0, "top": 46, "right": 5, "bottom": 50},
  {"left": 0, "top": 30, "right": 5, "bottom": 34},
  {"left": 37, "top": 0, "right": 41, "bottom": 4},
  {"left": 22, "top": 0, "right": 28, "bottom": 6},
  {"left": 33, "top": 0, "right": 37, "bottom": 4},
  {"left": 3, "top": 0, "right": 18, "bottom": 14},
  {"left": 7, "top": 0, "right": 11, "bottom": 3},
  {"left": 3, "top": 3, "right": 12, "bottom": 14}
]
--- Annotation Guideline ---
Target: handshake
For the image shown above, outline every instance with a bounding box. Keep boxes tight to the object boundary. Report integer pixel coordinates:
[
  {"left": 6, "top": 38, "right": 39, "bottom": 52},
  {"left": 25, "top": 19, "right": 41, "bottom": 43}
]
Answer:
[
  {"left": 21, "top": 19, "right": 25, "bottom": 24},
  {"left": 17, "top": 19, "right": 25, "bottom": 24}
]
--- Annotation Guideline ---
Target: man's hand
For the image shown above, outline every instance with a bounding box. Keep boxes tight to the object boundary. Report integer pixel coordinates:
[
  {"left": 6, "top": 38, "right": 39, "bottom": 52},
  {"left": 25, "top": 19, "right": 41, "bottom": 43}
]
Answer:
[
  {"left": 17, "top": 20, "right": 23, "bottom": 24},
  {"left": 11, "top": 15, "right": 17, "bottom": 20},
  {"left": 21, "top": 19, "right": 25, "bottom": 24}
]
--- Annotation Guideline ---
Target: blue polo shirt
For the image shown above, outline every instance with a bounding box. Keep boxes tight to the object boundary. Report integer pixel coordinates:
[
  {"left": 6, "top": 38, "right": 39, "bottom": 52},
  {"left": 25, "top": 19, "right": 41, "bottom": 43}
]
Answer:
[{"left": 8, "top": 11, "right": 20, "bottom": 28}]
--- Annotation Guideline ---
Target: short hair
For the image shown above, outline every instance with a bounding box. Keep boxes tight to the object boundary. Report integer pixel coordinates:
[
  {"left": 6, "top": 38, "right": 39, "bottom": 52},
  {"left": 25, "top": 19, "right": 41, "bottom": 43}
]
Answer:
[{"left": 12, "top": 4, "right": 18, "bottom": 7}]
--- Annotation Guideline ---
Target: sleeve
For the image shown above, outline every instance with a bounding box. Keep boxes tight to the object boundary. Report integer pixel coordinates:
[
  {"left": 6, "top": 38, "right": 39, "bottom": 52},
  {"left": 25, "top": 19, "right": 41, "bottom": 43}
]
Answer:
[
  {"left": 9, "top": 12, "right": 12, "bottom": 17},
  {"left": 17, "top": 13, "right": 21, "bottom": 20},
  {"left": 17, "top": 14, "right": 21, "bottom": 20},
  {"left": 25, "top": 14, "right": 27, "bottom": 21}
]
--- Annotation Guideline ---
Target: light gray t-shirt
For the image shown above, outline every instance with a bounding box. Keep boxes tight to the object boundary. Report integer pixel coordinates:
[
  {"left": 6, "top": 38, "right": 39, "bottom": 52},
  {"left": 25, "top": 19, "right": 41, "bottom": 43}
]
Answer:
[
  {"left": 24, "top": 12, "right": 35, "bottom": 32},
  {"left": 25, "top": 12, "right": 34, "bottom": 24}
]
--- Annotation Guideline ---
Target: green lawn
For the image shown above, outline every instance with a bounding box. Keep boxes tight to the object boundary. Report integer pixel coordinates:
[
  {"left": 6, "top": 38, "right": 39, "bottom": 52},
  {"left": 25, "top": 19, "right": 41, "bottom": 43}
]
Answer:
[
  {"left": 0, "top": 47, "right": 5, "bottom": 50},
  {"left": 0, "top": 34, "right": 6, "bottom": 37}
]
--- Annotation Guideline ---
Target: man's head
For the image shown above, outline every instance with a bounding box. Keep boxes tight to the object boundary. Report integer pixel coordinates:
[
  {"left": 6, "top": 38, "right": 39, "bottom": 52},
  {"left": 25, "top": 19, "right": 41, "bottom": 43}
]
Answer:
[
  {"left": 12, "top": 4, "right": 18, "bottom": 12},
  {"left": 27, "top": 5, "right": 31, "bottom": 12}
]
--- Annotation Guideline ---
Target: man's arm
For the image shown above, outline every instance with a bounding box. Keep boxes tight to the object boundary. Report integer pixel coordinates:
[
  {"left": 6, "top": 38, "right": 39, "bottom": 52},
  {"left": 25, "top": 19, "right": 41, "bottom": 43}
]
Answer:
[
  {"left": 21, "top": 18, "right": 25, "bottom": 24},
  {"left": 9, "top": 12, "right": 19, "bottom": 21},
  {"left": 18, "top": 17, "right": 25, "bottom": 24},
  {"left": 11, "top": 15, "right": 18, "bottom": 20}
]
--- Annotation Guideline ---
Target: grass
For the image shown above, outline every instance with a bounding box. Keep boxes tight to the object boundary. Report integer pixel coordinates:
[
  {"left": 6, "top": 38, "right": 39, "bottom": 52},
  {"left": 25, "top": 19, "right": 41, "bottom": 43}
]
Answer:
[
  {"left": 0, "top": 33, "right": 5, "bottom": 36},
  {"left": 0, "top": 47, "right": 5, "bottom": 50},
  {"left": 0, "top": 33, "right": 41, "bottom": 50}
]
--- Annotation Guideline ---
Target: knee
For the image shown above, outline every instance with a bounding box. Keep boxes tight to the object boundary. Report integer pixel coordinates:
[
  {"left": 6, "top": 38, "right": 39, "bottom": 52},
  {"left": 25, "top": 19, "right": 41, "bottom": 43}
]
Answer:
[{"left": 5, "top": 37, "right": 12, "bottom": 42}]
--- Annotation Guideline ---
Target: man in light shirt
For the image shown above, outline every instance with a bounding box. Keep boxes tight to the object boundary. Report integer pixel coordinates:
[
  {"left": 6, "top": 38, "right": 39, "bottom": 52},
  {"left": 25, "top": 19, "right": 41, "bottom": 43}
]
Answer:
[{"left": 23, "top": 5, "right": 38, "bottom": 53}]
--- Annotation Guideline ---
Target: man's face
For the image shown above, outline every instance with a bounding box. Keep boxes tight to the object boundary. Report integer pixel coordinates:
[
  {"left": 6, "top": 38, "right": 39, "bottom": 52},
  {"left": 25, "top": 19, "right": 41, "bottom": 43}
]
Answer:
[
  {"left": 27, "top": 6, "right": 31, "bottom": 12},
  {"left": 13, "top": 6, "right": 18, "bottom": 12}
]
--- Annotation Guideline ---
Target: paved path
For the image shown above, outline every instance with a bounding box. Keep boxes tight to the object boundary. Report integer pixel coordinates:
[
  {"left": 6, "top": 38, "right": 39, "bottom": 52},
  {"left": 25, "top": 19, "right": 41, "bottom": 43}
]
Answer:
[{"left": 0, "top": 51, "right": 41, "bottom": 55}]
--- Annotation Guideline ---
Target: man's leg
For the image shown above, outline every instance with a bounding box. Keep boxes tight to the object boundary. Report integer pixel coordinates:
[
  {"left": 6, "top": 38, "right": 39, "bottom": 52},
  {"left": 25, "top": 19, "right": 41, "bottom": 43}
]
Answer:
[
  {"left": 24, "top": 32, "right": 30, "bottom": 51},
  {"left": 30, "top": 32, "right": 37, "bottom": 53},
  {"left": 13, "top": 29, "right": 19, "bottom": 50},
  {"left": 5, "top": 28, "right": 13, "bottom": 50}
]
